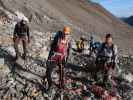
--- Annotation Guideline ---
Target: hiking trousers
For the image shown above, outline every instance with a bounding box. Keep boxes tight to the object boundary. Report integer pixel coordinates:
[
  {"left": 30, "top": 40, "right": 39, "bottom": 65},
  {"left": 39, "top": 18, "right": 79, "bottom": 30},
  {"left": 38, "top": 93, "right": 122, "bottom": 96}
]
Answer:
[
  {"left": 95, "top": 62, "right": 116, "bottom": 82},
  {"left": 14, "top": 36, "right": 27, "bottom": 58},
  {"left": 46, "top": 59, "right": 66, "bottom": 89}
]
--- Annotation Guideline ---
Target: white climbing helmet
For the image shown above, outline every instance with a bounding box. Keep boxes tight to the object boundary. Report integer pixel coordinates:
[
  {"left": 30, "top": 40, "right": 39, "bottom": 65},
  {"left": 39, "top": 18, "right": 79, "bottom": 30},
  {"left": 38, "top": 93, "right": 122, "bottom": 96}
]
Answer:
[{"left": 14, "top": 11, "right": 29, "bottom": 23}]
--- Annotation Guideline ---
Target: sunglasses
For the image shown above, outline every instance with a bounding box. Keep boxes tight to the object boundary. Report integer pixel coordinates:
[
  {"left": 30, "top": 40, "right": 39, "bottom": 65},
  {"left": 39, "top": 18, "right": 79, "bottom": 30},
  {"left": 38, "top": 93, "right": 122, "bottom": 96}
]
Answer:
[{"left": 65, "top": 33, "right": 70, "bottom": 35}]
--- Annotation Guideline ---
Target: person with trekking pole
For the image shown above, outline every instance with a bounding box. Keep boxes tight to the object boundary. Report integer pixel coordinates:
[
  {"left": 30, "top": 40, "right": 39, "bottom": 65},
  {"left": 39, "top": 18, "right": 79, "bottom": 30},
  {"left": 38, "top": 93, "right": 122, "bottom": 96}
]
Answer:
[{"left": 46, "top": 26, "right": 71, "bottom": 89}]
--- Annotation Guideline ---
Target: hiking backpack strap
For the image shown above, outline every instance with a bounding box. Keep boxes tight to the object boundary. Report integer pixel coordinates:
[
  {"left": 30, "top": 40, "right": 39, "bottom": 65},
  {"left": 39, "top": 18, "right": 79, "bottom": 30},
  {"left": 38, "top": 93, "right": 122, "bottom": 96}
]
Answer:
[
  {"left": 111, "top": 44, "right": 116, "bottom": 63},
  {"left": 98, "top": 43, "right": 105, "bottom": 55}
]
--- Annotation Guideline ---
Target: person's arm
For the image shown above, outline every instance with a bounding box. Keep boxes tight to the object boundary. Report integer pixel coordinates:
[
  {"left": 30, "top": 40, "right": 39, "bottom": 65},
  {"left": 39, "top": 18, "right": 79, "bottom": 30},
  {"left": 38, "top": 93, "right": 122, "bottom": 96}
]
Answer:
[
  {"left": 67, "top": 42, "right": 71, "bottom": 56},
  {"left": 113, "top": 45, "right": 120, "bottom": 71},
  {"left": 13, "top": 24, "right": 18, "bottom": 37},
  {"left": 66, "top": 41, "right": 71, "bottom": 63},
  {"left": 113, "top": 45, "right": 118, "bottom": 63},
  {"left": 27, "top": 26, "right": 30, "bottom": 43},
  {"left": 13, "top": 24, "right": 18, "bottom": 42}
]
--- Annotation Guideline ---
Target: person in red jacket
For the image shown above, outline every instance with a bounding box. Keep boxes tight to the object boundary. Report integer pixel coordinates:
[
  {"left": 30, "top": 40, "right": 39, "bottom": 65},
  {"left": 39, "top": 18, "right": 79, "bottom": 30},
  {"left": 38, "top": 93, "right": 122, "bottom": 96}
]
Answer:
[{"left": 46, "top": 26, "right": 71, "bottom": 89}]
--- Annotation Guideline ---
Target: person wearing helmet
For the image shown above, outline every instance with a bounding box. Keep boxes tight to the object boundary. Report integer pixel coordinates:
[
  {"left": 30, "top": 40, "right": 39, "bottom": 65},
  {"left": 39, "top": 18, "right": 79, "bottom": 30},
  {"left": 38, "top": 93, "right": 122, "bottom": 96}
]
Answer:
[
  {"left": 46, "top": 26, "right": 71, "bottom": 89},
  {"left": 76, "top": 36, "right": 86, "bottom": 53},
  {"left": 13, "top": 19, "right": 30, "bottom": 60}
]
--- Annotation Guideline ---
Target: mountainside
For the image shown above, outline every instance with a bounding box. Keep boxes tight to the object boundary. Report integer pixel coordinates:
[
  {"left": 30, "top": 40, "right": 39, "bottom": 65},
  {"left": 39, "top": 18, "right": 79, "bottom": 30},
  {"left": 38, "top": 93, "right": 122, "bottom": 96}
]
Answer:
[
  {"left": 0, "top": 0, "right": 133, "bottom": 99},
  {"left": 122, "top": 16, "right": 133, "bottom": 27},
  {"left": 0, "top": 0, "right": 133, "bottom": 53}
]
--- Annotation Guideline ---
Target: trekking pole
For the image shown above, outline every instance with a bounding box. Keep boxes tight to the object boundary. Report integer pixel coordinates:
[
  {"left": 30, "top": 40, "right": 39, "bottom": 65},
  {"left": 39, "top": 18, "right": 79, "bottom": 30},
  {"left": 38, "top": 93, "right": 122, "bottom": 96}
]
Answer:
[
  {"left": 59, "top": 63, "right": 62, "bottom": 89},
  {"left": 59, "top": 63, "right": 64, "bottom": 89}
]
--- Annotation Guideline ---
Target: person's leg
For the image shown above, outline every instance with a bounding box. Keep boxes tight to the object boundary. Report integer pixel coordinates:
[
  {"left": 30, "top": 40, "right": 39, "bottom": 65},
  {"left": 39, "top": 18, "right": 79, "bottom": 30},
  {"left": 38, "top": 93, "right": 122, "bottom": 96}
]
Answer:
[
  {"left": 94, "top": 63, "right": 104, "bottom": 82},
  {"left": 103, "top": 72, "right": 108, "bottom": 84},
  {"left": 110, "top": 63, "right": 117, "bottom": 87},
  {"left": 59, "top": 63, "right": 64, "bottom": 89},
  {"left": 22, "top": 37, "right": 27, "bottom": 60},
  {"left": 105, "top": 63, "right": 115, "bottom": 81},
  {"left": 14, "top": 37, "right": 20, "bottom": 59},
  {"left": 46, "top": 61, "right": 54, "bottom": 89},
  {"left": 103, "top": 63, "right": 110, "bottom": 83},
  {"left": 93, "top": 64, "right": 98, "bottom": 81}
]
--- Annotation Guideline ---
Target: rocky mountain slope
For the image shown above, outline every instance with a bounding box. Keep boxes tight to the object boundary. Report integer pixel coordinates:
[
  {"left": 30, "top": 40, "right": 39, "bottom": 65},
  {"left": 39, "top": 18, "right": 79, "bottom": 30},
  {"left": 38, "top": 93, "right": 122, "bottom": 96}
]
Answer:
[
  {"left": 0, "top": 0, "right": 133, "bottom": 54},
  {"left": 0, "top": 21, "right": 133, "bottom": 99},
  {"left": 0, "top": 0, "right": 133, "bottom": 99}
]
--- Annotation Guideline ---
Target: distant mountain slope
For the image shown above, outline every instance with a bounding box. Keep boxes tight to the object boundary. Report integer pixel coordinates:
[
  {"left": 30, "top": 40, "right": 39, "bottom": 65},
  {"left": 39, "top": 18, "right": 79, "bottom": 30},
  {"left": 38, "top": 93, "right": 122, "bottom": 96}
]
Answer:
[{"left": 121, "top": 16, "right": 133, "bottom": 26}]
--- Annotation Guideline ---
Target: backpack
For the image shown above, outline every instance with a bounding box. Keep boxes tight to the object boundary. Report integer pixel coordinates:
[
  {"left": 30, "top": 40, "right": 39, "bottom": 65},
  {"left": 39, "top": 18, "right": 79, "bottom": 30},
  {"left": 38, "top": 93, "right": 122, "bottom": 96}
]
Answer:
[
  {"left": 76, "top": 40, "right": 84, "bottom": 49},
  {"left": 48, "top": 31, "right": 69, "bottom": 62},
  {"left": 50, "top": 31, "right": 63, "bottom": 51},
  {"left": 96, "top": 43, "right": 115, "bottom": 64},
  {"left": 47, "top": 31, "right": 62, "bottom": 59},
  {"left": 93, "top": 42, "right": 102, "bottom": 50}
]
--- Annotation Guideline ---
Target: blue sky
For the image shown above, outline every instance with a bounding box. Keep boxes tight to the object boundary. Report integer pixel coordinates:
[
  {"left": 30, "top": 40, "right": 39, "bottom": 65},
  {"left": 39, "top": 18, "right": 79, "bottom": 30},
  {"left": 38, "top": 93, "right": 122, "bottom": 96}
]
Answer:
[{"left": 91, "top": 0, "right": 133, "bottom": 17}]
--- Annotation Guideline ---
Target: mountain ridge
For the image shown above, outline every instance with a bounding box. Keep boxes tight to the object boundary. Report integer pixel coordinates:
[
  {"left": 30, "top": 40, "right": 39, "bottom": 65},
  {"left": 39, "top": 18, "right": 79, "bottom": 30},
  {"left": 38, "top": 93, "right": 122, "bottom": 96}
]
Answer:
[{"left": 121, "top": 15, "right": 133, "bottom": 27}]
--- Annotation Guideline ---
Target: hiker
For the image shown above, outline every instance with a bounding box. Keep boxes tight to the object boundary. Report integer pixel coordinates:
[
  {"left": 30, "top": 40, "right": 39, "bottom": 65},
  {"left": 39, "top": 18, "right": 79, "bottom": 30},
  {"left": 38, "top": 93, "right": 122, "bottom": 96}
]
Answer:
[
  {"left": 95, "top": 34, "right": 118, "bottom": 83},
  {"left": 89, "top": 36, "right": 94, "bottom": 52},
  {"left": 89, "top": 36, "right": 101, "bottom": 56},
  {"left": 46, "top": 26, "right": 71, "bottom": 89},
  {"left": 13, "top": 19, "right": 30, "bottom": 60},
  {"left": 76, "top": 36, "right": 86, "bottom": 53}
]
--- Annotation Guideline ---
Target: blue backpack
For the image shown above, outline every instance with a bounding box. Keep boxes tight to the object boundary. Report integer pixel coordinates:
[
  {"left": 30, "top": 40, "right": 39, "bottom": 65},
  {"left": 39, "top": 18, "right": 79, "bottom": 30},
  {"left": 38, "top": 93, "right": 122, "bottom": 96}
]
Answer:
[{"left": 93, "top": 42, "right": 102, "bottom": 50}]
